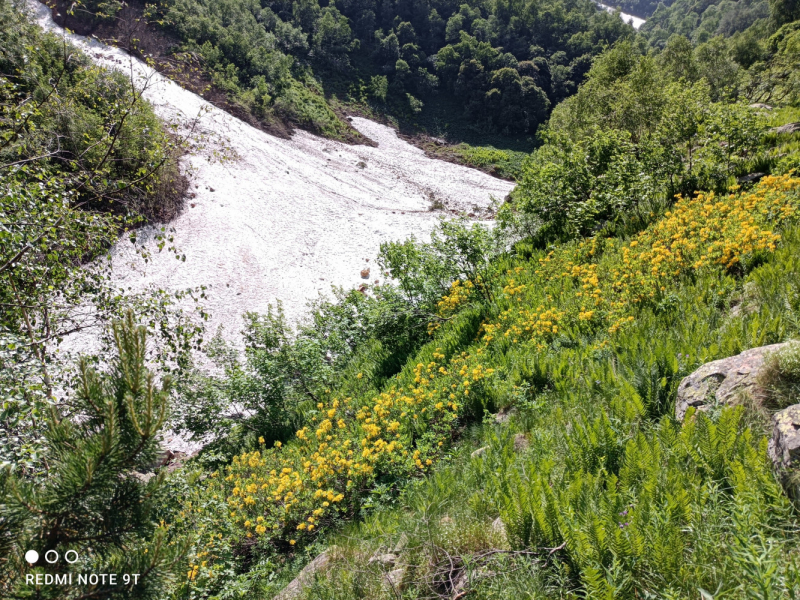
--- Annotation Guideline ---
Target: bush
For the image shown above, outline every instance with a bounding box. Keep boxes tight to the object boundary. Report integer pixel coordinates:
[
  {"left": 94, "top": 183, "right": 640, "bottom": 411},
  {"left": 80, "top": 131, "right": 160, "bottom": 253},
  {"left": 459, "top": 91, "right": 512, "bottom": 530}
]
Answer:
[{"left": 0, "top": 313, "right": 189, "bottom": 600}]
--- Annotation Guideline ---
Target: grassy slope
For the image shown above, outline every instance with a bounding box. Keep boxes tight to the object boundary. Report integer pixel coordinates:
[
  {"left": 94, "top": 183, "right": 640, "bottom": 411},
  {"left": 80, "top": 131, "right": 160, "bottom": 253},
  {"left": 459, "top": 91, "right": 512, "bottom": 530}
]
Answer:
[
  {"left": 300, "top": 177, "right": 800, "bottom": 599},
  {"left": 179, "top": 173, "right": 800, "bottom": 598}
]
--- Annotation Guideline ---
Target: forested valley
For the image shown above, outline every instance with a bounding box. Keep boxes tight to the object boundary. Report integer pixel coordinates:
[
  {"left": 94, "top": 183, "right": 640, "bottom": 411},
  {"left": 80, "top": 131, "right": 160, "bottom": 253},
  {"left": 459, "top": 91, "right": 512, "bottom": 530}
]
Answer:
[{"left": 2, "top": 0, "right": 800, "bottom": 598}]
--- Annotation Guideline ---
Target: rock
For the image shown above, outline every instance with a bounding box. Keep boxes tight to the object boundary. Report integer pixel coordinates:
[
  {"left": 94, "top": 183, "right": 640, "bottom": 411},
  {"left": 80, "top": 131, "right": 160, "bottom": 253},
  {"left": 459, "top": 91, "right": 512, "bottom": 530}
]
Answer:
[
  {"left": 471, "top": 446, "right": 489, "bottom": 458},
  {"left": 440, "top": 515, "right": 454, "bottom": 526},
  {"left": 490, "top": 516, "right": 506, "bottom": 541},
  {"left": 368, "top": 553, "right": 398, "bottom": 567},
  {"left": 737, "top": 172, "right": 765, "bottom": 184},
  {"left": 159, "top": 449, "right": 177, "bottom": 467},
  {"left": 675, "top": 343, "right": 792, "bottom": 421},
  {"left": 772, "top": 122, "right": 800, "bottom": 135},
  {"left": 360, "top": 268, "right": 370, "bottom": 279},
  {"left": 494, "top": 406, "right": 517, "bottom": 424},
  {"left": 209, "top": 187, "right": 215, "bottom": 192},
  {"left": 384, "top": 567, "right": 407, "bottom": 591},
  {"left": 768, "top": 404, "right": 800, "bottom": 470},
  {"left": 273, "top": 549, "right": 332, "bottom": 600},
  {"left": 513, "top": 433, "right": 530, "bottom": 452},
  {"left": 749, "top": 103, "right": 773, "bottom": 110}
]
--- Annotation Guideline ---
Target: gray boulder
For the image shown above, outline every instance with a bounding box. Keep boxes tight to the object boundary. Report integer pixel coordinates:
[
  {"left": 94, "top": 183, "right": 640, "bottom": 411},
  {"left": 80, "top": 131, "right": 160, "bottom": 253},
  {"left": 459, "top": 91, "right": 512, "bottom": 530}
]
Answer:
[
  {"left": 675, "top": 343, "right": 791, "bottom": 421},
  {"left": 772, "top": 122, "right": 800, "bottom": 135},
  {"left": 471, "top": 446, "right": 489, "bottom": 458},
  {"left": 274, "top": 549, "right": 332, "bottom": 600},
  {"left": 768, "top": 404, "right": 800, "bottom": 470}
]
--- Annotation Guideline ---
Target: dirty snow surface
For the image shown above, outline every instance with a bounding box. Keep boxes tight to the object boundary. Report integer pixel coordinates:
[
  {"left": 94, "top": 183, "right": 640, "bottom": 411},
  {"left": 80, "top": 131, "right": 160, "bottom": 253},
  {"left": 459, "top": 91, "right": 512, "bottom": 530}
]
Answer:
[
  {"left": 595, "top": 2, "right": 646, "bottom": 28},
  {"left": 29, "top": 1, "right": 514, "bottom": 344}
]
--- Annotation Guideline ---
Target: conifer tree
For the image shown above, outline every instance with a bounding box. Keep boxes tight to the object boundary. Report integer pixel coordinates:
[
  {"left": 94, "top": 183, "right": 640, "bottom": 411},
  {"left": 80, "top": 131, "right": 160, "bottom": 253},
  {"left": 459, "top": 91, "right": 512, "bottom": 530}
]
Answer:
[{"left": 0, "top": 312, "right": 188, "bottom": 599}]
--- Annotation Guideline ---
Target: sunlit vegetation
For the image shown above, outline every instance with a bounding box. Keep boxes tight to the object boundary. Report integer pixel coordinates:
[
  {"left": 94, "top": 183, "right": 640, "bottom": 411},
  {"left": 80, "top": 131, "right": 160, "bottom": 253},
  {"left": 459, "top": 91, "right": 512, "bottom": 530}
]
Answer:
[
  {"left": 59, "top": 0, "right": 635, "bottom": 141},
  {"left": 3, "top": 0, "right": 800, "bottom": 598}
]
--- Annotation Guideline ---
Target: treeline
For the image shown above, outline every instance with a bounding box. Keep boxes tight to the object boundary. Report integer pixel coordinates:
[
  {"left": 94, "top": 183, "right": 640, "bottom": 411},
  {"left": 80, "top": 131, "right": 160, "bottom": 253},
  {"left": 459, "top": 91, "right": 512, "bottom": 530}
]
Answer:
[
  {"left": 500, "top": 31, "right": 799, "bottom": 244},
  {"left": 641, "top": 0, "right": 798, "bottom": 47},
  {"left": 64, "top": 0, "right": 635, "bottom": 137}
]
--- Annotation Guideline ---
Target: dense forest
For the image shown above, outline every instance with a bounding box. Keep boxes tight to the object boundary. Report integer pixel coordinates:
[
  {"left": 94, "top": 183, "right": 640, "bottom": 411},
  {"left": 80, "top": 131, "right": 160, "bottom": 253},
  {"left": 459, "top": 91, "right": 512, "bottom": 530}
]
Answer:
[
  {"left": 56, "top": 0, "right": 636, "bottom": 145},
  {"left": 2, "top": 0, "right": 800, "bottom": 598}
]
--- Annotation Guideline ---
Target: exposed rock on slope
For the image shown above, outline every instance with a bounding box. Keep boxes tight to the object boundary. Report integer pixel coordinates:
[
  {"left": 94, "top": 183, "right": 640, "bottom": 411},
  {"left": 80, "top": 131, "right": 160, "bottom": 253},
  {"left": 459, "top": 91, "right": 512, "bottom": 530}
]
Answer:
[
  {"left": 675, "top": 343, "right": 792, "bottom": 421},
  {"left": 274, "top": 549, "right": 333, "bottom": 600},
  {"left": 769, "top": 405, "right": 800, "bottom": 470},
  {"left": 677, "top": 343, "right": 800, "bottom": 473}
]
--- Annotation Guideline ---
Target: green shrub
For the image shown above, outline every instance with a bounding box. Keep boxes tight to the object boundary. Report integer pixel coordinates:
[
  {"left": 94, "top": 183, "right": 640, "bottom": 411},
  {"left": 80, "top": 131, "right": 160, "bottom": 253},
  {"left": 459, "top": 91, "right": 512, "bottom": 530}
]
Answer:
[{"left": 760, "top": 341, "right": 800, "bottom": 408}]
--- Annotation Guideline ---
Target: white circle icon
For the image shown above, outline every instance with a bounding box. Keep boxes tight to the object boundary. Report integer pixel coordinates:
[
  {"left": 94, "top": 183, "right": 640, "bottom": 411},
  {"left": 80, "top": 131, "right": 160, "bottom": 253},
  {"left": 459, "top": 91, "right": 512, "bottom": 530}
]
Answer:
[
  {"left": 64, "top": 550, "right": 79, "bottom": 564},
  {"left": 44, "top": 550, "right": 59, "bottom": 564},
  {"left": 24, "top": 550, "right": 39, "bottom": 564}
]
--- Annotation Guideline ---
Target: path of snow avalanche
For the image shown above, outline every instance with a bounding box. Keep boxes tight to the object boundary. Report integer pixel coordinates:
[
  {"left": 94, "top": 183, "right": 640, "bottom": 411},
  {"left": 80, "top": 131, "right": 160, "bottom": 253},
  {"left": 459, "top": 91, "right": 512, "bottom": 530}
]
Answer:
[{"left": 28, "top": 1, "right": 514, "bottom": 343}]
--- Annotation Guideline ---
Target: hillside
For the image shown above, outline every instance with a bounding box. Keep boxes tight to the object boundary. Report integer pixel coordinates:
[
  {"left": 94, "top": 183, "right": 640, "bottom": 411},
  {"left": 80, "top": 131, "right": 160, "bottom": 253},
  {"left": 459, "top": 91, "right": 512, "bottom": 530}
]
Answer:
[
  {"left": 46, "top": 0, "right": 636, "bottom": 150},
  {"left": 2, "top": 0, "right": 800, "bottom": 599}
]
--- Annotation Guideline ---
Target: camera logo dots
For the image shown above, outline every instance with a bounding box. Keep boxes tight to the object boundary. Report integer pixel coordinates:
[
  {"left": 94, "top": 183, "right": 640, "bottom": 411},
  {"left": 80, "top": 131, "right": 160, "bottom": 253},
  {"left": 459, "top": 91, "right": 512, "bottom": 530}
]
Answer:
[{"left": 24, "top": 550, "right": 79, "bottom": 564}]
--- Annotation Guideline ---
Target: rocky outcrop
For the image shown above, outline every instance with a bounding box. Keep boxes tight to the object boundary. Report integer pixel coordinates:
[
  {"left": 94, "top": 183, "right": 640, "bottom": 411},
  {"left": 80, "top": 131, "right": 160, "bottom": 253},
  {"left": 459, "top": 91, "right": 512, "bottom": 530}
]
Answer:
[
  {"left": 772, "top": 122, "right": 800, "bottom": 135},
  {"left": 274, "top": 549, "right": 333, "bottom": 600},
  {"left": 769, "top": 404, "right": 800, "bottom": 470},
  {"left": 675, "top": 343, "right": 791, "bottom": 421}
]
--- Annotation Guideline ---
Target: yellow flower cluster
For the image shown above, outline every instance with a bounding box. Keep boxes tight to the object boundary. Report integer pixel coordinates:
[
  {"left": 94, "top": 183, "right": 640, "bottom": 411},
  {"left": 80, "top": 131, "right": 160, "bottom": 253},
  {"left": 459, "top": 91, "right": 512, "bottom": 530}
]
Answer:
[
  {"left": 199, "top": 349, "right": 496, "bottom": 560},
  {"left": 438, "top": 279, "right": 475, "bottom": 315},
  {"left": 485, "top": 175, "right": 800, "bottom": 346}
]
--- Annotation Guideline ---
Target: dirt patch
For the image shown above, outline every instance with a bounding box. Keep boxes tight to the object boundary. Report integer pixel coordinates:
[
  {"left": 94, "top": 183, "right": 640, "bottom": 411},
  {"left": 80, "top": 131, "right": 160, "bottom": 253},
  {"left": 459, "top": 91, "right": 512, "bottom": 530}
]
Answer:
[
  {"left": 405, "top": 135, "right": 517, "bottom": 181},
  {"left": 339, "top": 103, "right": 518, "bottom": 181}
]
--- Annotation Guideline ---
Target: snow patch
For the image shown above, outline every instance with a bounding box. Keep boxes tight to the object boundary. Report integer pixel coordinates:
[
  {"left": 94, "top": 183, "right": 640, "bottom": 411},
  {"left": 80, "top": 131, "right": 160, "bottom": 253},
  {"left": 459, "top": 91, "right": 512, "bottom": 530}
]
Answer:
[{"left": 27, "top": 0, "right": 514, "bottom": 346}]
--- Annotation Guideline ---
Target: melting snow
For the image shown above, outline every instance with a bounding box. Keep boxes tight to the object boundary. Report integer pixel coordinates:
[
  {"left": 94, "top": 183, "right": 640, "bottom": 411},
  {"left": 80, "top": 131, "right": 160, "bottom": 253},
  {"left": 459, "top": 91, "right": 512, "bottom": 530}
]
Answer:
[{"left": 27, "top": 0, "right": 514, "bottom": 345}]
